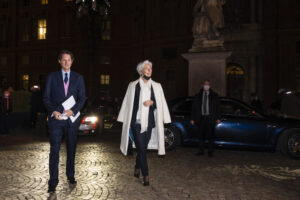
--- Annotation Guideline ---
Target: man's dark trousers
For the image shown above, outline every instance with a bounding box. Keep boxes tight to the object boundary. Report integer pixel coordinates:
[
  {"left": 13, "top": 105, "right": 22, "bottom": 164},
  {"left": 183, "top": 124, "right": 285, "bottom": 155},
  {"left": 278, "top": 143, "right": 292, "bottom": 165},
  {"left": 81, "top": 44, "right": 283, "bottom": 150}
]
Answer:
[
  {"left": 197, "top": 116, "right": 215, "bottom": 154},
  {"left": 0, "top": 113, "right": 8, "bottom": 134},
  {"left": 48, "top": 119, "right": 78, "bottom": 188}
]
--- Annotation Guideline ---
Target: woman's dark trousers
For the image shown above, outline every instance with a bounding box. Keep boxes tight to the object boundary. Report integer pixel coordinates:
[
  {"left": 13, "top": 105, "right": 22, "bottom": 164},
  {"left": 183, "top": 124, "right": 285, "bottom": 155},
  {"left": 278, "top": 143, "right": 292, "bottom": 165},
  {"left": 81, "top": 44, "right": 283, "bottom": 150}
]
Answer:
[{"left": 131, "top": 124, "right": 152, "bottom": 177}]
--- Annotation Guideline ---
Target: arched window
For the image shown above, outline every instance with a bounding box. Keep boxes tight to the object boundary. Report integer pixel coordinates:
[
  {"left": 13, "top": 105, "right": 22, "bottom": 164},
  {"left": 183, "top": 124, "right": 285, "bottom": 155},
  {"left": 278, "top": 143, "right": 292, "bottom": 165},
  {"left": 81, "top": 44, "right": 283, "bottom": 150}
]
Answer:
[{"left": 226, "top": 65, "right": 244, "bottom": 76}]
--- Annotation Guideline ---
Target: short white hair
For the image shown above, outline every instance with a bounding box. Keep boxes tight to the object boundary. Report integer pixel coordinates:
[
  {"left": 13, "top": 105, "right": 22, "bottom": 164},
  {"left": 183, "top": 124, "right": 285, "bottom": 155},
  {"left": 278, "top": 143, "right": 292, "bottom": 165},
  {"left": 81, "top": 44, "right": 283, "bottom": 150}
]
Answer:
[{"left": 136, "top": 60, "right": 152, "bottom": 76}]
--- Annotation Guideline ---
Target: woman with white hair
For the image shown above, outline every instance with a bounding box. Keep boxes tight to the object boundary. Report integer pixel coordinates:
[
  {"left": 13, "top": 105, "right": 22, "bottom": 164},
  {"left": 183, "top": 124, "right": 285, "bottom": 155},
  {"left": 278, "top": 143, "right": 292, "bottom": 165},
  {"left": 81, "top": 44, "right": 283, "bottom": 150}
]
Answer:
[{"left": 117, "top": 60, "right": 171, "bottom": 186}]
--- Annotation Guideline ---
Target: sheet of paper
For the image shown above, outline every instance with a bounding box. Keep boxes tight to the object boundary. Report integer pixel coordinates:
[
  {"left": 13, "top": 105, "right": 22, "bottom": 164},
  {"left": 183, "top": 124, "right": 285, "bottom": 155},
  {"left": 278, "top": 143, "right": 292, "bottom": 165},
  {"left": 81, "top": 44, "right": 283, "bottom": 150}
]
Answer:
[
  {"left": 58, "top": 113, "right": 68, "bottom": 120},
  {"left": 62, "top": 95, "right": 76, "bottom": 110},
  {"left": 70, "top": 111, "right": 80, "bottom": 123},
  {"left": 58, "top": 95, "right": 81, "bottom": 123}
]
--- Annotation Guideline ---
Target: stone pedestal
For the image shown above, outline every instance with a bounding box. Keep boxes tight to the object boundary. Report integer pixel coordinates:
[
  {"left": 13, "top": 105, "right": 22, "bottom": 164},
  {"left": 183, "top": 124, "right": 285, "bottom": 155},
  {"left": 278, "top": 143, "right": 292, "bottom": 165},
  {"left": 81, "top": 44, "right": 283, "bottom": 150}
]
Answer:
[{"left": 182, "top": 51, "right": 231, "bottom": 96}]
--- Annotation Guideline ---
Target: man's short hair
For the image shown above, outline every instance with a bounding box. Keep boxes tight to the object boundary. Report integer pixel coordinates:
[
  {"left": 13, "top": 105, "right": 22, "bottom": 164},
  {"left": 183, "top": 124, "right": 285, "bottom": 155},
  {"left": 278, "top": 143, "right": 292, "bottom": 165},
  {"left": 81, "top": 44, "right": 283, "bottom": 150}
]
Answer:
[
  {"left": 203, "top": 80, "right": 211, "bottom": 83},
  {"left": 58, "top": 50, "right": 75, "bottom": 61}
]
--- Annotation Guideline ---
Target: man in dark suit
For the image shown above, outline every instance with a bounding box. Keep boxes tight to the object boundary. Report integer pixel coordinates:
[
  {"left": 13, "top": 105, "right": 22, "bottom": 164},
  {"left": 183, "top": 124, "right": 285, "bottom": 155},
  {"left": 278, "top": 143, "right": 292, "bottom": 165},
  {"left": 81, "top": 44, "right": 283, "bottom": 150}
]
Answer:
[
  {"left": 0, "top": 89, "right": 13, "bottom": 134},
  {"left": 29, "top": 85, "right": 43, "bottom": 128},
  {"left": 190, "top": 80, "right": 221, "bottom": 157},
  {"left": 43, "top": 50, "right": 86, "bottom": 193}
]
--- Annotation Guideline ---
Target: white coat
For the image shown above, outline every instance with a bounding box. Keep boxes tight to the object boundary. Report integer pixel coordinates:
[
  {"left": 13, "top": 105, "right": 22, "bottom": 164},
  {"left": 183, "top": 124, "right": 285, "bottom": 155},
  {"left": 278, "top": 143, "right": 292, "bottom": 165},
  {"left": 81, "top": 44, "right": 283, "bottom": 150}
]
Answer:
[{"left": 117, "top": 79, "right": 171, "bottom": 156}]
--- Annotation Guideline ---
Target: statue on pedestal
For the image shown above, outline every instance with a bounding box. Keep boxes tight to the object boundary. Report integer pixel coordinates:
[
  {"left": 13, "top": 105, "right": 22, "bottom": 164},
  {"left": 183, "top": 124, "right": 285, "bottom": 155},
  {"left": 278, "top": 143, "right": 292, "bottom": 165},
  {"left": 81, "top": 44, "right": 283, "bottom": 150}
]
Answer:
[{"left": 191, "top": 0, "right": 226, "bottom": 51}]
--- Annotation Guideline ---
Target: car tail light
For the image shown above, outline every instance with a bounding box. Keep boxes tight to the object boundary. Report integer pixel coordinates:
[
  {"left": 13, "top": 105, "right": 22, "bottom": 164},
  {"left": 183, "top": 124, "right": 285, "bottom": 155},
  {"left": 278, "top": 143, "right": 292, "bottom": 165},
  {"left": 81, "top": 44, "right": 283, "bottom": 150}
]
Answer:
[
  {"left": 81, "top": 117, "right": 86, "bottom": 124},
  {"left": 81, "top": 116, "right": 98, "bottom": 124},
  {"left": 80, "top": 116, "right": 97, "bottom": 130}
]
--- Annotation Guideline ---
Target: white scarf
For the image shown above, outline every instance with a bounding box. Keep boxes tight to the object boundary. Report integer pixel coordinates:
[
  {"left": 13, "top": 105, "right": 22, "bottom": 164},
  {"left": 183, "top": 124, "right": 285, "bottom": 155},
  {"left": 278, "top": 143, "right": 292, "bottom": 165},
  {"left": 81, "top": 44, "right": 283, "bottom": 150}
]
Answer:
[{"left": 136, "top": 78, "right": 152, "bottom": 133}]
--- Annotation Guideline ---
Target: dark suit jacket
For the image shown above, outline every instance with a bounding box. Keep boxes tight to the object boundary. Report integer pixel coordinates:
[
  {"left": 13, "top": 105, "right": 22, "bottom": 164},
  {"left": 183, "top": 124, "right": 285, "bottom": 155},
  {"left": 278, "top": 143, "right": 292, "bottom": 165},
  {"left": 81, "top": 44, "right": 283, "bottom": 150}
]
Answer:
[
  {"left": 0, "top": 97, "right": 12, "bottom": 114},
  {"left": 131, "top": 82, "right": 156, "bottom": 130},
  {"left": 191, "top": 89, "right": 221, "bottom": 123},
  {"left": 43, "top": 70, "right": 86, "bottom": 125}
]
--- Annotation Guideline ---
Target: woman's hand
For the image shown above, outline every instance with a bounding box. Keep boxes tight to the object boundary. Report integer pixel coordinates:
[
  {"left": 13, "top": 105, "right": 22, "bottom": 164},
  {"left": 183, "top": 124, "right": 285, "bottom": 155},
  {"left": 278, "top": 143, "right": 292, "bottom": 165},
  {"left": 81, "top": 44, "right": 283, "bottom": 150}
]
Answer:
[{"left": 143, "top": 100, "right": 154, "bottom": 107}]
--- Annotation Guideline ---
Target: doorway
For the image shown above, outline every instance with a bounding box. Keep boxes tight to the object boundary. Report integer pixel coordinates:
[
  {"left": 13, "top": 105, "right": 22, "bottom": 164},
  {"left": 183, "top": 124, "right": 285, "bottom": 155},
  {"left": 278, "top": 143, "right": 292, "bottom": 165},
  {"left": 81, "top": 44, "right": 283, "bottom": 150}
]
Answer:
[{"left": 226, "top": 63, "right": 245, "bottom": 100}]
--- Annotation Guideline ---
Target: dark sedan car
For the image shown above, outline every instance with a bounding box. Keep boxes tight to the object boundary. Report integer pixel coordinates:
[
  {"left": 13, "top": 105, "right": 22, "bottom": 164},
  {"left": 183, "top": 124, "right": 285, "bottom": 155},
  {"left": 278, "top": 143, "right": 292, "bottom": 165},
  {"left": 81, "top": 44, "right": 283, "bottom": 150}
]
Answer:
[
  {"left": 78, "top": 98, "right": 118, "bottom": 135},
  {"left": 78, "top": 100, "right": 103, "bottom": 135},
  {"left": 164, "top": 97, "right": 300, "bottom": 159}
]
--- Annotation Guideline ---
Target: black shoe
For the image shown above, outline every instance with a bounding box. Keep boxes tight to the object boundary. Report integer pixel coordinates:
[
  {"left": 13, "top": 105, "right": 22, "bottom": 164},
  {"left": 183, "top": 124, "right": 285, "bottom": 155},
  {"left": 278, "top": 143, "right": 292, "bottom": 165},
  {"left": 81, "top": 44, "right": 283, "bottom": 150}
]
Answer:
[
  {"left": 134, "top": 168, "right": 140, "bottom": 178},
  {"left": 67, "top": 177, "right": 77, "bottom": 185},
  {"left": 196, "top": 150, "right": 204, "bottom": 156},
  {"left": 143, "top": 176, "right": 150, "bottom": 186},
  {"left": 208, "top": 152, "right": 214, "bottom": 157},
  {"left": 47, "top": 185, "right": 56, "bottom": 194}
]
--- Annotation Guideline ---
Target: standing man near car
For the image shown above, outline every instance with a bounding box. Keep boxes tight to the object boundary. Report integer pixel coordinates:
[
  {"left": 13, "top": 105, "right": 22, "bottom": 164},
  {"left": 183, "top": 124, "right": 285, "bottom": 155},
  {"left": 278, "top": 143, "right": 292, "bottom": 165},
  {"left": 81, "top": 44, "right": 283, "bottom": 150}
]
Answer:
[
  {"left": 43, "top": 50, "right": 86, "bottom": 194},
  {"left": 190, "top": 80, "right": 221, "bottom": 157},
  {"left": 0, "top": 89, "right": 13, "bottom": 134}
]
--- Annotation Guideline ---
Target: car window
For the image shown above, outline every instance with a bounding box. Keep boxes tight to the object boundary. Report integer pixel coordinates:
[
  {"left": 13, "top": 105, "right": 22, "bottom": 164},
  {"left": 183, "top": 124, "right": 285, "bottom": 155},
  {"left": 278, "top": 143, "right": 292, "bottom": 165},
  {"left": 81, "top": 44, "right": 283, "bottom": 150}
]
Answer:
[
  {"left": 175, "top": 100, "right": 192, "bottom": 113},
  {"left": 220, "top": 101, "right": 251, "bottom": 116},
  {"left": 220, "top": 101, "right": 235, "bottom": 115}
]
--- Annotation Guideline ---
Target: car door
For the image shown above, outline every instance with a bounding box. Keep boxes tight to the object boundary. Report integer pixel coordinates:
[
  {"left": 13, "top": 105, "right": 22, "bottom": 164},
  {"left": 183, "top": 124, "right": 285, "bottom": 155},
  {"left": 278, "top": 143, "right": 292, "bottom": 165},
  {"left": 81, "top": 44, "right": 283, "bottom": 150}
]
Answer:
[
  {"left": 171, "top": 99, "right": 199, "bottom": 141},
  {"left": 215, "top": 100, "right": 269, "bottom": 147}
]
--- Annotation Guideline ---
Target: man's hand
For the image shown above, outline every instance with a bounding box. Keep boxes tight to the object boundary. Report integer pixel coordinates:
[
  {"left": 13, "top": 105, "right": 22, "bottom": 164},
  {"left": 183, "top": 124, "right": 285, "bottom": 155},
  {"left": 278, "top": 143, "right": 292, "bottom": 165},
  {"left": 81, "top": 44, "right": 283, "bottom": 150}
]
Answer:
[
  {"left": 53, "top": 111, "right": 62, "bottom": 120},
  {"left": 143, "top": 100, "right": 154, "bottom": 107},
  {"left": 190, "top": 120, "right": 195, "bottom": 125},
  {"left": 216, "top": 120, "right": 221, "bottom": 124},
  {"left": 63, "top": 110, "right": 74, "bottom": 117}
]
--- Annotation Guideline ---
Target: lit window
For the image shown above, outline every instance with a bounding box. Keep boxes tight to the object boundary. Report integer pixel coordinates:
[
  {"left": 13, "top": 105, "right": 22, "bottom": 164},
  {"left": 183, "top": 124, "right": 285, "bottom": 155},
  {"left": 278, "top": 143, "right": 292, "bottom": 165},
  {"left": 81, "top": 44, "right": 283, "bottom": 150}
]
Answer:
[
  {"left": 38, "top": 19, "right": 47, "bottom": 40},
  {"left": 100, "top": 75, "right": 110, "bottom": 85},
  {"left": 41, "top": 0, "right": 48, "bottom": 5},
  {"left": 22, "top": 74, "right": 30, "bottom": 90},
  {"left": 226, "top": 65, "right": 244, "bottom": 75}
]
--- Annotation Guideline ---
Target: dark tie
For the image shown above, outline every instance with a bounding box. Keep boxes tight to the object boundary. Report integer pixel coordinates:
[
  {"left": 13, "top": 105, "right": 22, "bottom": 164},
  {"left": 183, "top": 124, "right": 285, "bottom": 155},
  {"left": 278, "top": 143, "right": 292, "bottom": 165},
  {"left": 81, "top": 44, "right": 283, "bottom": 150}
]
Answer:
[
  {"left": 64, "top": 73, "right": 68, "bottom": 83},
  {"left": 203, "top": 92, "right": 208, "bottom": 115}
]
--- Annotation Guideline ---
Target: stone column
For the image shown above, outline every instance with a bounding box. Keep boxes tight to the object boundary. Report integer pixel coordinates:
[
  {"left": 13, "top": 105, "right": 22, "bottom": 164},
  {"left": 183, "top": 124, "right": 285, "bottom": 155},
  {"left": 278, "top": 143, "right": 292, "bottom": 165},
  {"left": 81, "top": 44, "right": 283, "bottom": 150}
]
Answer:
[{"left": 182, "top": 51, "right": 232, "bottom": 96}]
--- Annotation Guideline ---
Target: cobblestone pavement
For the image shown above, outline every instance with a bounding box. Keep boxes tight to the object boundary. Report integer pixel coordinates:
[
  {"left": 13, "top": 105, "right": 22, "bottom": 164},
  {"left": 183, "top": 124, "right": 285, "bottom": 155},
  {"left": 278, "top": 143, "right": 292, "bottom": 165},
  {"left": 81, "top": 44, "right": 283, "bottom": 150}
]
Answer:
[{"left": 0, "top": 128, "right": 300, "bottom": 200}]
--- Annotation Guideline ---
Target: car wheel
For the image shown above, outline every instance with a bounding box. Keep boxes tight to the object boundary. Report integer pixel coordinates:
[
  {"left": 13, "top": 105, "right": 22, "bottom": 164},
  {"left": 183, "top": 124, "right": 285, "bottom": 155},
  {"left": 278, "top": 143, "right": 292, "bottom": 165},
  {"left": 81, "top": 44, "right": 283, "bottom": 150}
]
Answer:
[
  {"left": 279, "top": 130, "right": 300, "bottom": 159},
  {"left": 164, "top": 126, "right": 181, "bottom": 150}
]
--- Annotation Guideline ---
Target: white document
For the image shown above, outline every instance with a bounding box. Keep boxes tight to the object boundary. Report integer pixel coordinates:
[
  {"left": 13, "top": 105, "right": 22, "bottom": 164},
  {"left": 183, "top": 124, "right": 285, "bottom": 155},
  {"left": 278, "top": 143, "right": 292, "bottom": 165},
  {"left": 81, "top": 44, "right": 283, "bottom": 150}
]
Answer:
[
  {"left": 58, "top": 113, "right": 68, "bottom": 120},
  {"left": 62, "top": 95, "right": 80, "bottom": 123},
  {"left": 70, "top": 111, "right": 80, "bottom": 123},
  {"left": 62, "top": 95, "right": 76, "bottom": 111}
]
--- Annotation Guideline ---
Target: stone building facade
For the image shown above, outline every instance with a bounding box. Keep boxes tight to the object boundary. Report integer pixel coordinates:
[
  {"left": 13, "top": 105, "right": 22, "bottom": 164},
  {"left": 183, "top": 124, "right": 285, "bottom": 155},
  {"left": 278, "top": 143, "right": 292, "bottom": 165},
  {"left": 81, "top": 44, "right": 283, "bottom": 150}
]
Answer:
[{"left": 0, "top": 0, "right": 299, "bottom": 106}]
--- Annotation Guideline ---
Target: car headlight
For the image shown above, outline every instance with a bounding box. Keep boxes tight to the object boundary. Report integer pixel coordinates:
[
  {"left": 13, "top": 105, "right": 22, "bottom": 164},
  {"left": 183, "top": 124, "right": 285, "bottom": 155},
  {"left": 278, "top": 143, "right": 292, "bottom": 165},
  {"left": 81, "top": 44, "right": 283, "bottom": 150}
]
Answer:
[{"left": 84, "top": 116, "right": 98, "bottom": 123}]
